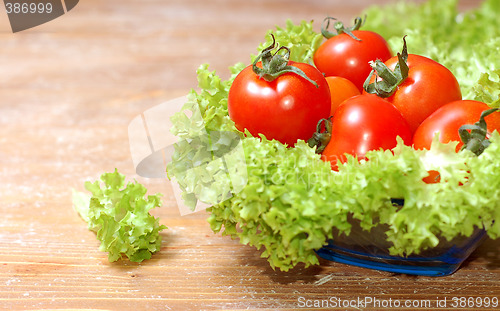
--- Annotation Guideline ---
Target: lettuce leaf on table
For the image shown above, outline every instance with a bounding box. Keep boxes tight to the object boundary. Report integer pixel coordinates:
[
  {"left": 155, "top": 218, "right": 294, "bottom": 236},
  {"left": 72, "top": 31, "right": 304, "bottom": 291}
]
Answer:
[
  {"left": 73, "top": 169, "right": 166, "bottom": 262},
  {"left": 167, "top": 0, "right": 500, "bottom": 271}
]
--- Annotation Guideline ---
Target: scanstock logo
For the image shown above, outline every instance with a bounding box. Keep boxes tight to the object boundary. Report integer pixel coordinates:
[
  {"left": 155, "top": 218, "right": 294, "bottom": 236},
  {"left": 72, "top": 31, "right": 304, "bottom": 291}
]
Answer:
[{"left": 4, "top": 0, "right": 79, "bottom": 32}]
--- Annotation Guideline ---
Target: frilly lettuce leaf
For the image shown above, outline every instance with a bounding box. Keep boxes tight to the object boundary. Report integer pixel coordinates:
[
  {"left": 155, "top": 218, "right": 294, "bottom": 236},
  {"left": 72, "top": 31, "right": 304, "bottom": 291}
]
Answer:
[
  {"left": 167, "top": 19, "right": 322, "bottom": 212},
  {"left": 166, "top": 63, "right": 244, "bottom": 210},
  {"left": 167, "top": 5, "right": 500, "bottom": 271},
  {"left": 170, "top": 63, "right": 243, "bottom": 139},
  {"left": 207, "top": 138, "right": 349, "bottom": 271},
  {"left": 73, "top": 169, "right": 166, "bottom": 262},
  {"left": 471, "top": 70, "right": 500, "bottom": 108},
  {"left": 253, "top": 19, "right": 323, "bottom": 63}
]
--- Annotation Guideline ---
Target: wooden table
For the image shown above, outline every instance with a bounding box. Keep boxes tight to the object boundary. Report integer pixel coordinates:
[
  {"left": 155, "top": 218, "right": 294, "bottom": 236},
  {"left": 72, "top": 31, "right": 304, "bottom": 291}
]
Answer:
[{"left": 1, "top": 0, "right": 498, "bottom": 310}]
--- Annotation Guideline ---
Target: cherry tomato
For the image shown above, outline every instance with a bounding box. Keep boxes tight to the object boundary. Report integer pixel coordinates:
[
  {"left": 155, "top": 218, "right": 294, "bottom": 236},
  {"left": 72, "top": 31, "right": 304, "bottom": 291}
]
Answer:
[
  {"left": 228, "top": 60, "right": 331, "bottom": 146},
  {"left": 325, "top": 76, "right": 360, "bottom": 115},
  {"left": 365, "top": 54, "right": 462, "bottom": 134},
  {"left": 314, "top": 28, "right": 392, "bottom": 92},
  {"left": 321, "top": 94, "right": 412, "bottom": 170},
  {"left": 413, "top": 100, "right": 500, "bottom": 152}
]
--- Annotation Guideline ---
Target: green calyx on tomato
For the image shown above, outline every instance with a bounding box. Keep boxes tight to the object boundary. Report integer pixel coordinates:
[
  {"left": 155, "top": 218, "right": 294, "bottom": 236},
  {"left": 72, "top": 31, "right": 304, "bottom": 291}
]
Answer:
[
  {"left": 459, "top": 108, "right": 499, "bottom": 156},
  {"left": 363, "top": 36, "right": 410, "bottom": 98},
  {"left": 252, "top": 34, "right": 318, "bottom": 87},
  {"left": 307, "top": 117, "right": 332, "bottom": 153},
  {"left": 321, "top": 16, "right": 364, "bottom": 41}
]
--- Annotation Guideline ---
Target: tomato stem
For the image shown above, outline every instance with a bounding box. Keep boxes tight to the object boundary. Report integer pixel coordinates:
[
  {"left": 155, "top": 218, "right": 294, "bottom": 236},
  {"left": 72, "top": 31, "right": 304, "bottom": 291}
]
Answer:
[
  {"left": 321, "top": 16, "right": 364, "bottom": 41},
  {"left": 363, "top": 36, "right": 410, "bottom": 97},
  {"left": 252, "top": 34, "right": 318, "bottom": 87},
  {"left": 307, "top": 117, "right": 333, "bottom": 153},
  {"left": 459, "top": 108, "right": 499, "bottom": 156}
]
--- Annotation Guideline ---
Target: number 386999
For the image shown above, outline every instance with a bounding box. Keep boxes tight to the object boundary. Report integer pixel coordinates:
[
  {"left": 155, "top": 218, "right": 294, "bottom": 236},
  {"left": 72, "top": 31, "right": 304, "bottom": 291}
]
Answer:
[{"left": 5, "top": 2, "right": 53, "bottom": 14}]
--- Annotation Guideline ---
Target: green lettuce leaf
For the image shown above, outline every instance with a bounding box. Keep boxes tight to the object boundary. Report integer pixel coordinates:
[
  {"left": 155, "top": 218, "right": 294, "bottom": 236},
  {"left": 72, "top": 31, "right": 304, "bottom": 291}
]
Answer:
[
  {"left": 167, "top": 20, "right": 322, "bottom": 212},
  {"left": 73, "top": 169, "right": 166, "bottom": 262}
]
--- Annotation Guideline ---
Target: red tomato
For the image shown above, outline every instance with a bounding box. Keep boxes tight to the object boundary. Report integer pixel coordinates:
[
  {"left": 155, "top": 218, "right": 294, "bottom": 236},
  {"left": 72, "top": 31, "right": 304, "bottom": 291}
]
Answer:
[
  {"left": 321, "top": 94, "right": 412, "bottom": 170},
  {"left": 314, "top": 30, "right": 392, "bottom": 92},
  {"left": 365, "top": 54, "right": 462, "bottom": 134},
  {"left": 413, "top": 100, "right": 500, "bottom": 152},
  {"left": 228, "top": 61, "right": 331, "bottom": 146},
  {"left": 325, "top": 76, "right": 360, "bottom": 115}
]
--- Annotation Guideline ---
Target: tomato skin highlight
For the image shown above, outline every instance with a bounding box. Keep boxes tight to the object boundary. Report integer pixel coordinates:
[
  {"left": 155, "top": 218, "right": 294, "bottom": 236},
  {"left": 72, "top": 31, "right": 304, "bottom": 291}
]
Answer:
[
  {"left": 314, "top": 30, "right": 392, "bottom": 92},
  {"left": 325, "top": 76, "right": 361, "bottom": 115},
  {"left": 228, "top": 61, "right": 331, "bottom": 146},
  {"left": 366, "top": 54, "right": 462, "bottom": 134},
  {"left": 413, "top": 100, "right": 500, "bottom": 152},
  {"left": 321, "top": 94, "right": 412, "bottom": 170}
]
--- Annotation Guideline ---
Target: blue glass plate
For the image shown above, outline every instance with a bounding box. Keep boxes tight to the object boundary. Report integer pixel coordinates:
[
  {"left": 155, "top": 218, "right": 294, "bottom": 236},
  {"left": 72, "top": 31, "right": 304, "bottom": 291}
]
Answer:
[{"left": 316, "top": 217, "right": 487, "bottom": 277}]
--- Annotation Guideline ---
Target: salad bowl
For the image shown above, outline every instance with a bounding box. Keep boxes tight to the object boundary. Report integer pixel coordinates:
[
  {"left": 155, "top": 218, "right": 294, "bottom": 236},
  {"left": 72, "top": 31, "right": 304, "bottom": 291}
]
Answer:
[{"left": 316, "top": 212, "right": 487, "bottom": 276}]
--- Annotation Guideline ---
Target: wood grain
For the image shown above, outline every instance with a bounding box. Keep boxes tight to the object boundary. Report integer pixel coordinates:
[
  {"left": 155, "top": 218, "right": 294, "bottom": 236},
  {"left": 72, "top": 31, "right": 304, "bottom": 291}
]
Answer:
[{"left": 0, "top": 0, "right": 498, "bottom": 310}]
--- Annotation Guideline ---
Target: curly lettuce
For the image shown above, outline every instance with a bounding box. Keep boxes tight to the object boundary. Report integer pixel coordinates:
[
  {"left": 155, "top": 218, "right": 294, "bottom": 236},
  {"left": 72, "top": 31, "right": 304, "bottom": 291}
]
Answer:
[
  {"left": 73, "top": 169, "right": 166, "bottom": 262},
  {"left": 167, "top": 3, "right": 500, "bottom": 271}
]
